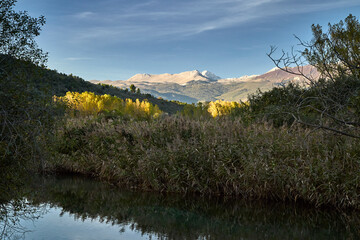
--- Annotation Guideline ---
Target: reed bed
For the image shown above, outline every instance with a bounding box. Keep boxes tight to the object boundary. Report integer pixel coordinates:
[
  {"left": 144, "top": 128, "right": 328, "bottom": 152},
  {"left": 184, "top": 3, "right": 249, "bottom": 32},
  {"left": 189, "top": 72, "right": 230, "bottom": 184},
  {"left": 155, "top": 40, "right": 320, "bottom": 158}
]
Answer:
[{"left": 50, "top": 116, "right": 360, "bottom": 209}]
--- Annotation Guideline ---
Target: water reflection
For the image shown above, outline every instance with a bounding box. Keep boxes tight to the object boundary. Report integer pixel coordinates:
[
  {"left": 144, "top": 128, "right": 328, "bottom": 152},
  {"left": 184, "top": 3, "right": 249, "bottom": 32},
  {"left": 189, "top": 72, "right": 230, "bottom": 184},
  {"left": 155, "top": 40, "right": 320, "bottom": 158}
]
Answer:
[
  {"left": 0, "top": 200, "right": 47, "bottom": 240},
  {"left": 1, "top": 175, "right": 359, "bottom": 239}
]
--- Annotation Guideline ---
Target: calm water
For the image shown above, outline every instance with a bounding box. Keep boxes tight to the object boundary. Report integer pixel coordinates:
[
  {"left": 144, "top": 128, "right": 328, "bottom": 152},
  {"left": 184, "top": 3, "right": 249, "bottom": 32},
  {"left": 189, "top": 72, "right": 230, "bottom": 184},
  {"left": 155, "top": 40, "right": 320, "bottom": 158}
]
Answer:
[{"left": 1, "top": 175, "right": 359, "bottom": 240}]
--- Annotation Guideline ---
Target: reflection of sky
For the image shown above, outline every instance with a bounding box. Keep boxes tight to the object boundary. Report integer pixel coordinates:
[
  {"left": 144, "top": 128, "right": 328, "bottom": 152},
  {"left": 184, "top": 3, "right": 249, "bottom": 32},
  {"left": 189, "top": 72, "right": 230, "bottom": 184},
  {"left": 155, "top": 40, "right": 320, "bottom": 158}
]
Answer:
[
  {"left": 19, "top": 206, "right": 150, "bottom": 240},
  {"left": 14, "top": 0, "right": 360, "bottom": 80}
]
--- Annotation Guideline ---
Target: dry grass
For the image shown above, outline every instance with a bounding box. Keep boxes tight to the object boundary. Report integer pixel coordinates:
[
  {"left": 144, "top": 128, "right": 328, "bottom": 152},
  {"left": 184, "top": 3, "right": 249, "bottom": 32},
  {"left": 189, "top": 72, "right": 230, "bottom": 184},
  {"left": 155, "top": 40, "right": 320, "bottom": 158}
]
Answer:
[{"left": 50, "top": 116, "right": 360, "bottom": 209}]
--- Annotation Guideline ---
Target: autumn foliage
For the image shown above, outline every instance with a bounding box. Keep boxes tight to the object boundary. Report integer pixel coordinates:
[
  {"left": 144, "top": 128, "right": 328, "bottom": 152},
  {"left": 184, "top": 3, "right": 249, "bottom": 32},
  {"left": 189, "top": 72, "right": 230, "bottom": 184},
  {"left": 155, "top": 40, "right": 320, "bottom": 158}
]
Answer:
[
  {"left": 179, "top": 100, "right": 249, "bottom": 118},
  {"left": 54, "top": 91, "right": 162, "bottom": 120},
  {"left": 207, "top": 100, "right": 248, "bottom": 117}
]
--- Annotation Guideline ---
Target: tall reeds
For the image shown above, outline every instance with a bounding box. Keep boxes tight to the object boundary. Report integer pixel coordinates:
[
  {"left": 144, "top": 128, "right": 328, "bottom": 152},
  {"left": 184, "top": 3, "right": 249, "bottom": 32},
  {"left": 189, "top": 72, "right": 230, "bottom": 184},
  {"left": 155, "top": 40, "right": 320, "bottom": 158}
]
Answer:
[{"left": 50, "top": 116, "right": 360, "bottom": 209}]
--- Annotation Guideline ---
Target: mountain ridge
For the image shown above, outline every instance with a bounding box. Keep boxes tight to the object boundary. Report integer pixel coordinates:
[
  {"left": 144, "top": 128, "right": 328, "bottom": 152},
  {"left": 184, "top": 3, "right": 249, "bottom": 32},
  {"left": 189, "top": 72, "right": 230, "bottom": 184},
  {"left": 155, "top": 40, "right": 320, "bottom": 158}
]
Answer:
[
  {"left": 126, "top": 70, "right": 215, "bottom": 85},
  {"left": 90, "top": 66, "right": 320, "bottom": 103}
]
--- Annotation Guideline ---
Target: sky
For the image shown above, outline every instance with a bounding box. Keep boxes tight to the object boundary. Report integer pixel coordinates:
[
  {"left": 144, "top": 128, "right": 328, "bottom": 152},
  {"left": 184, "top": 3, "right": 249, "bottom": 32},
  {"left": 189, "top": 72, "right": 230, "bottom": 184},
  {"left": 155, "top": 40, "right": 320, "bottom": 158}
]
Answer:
[{"left": 15, "top": 0, "right": 360, "bottom": 80}]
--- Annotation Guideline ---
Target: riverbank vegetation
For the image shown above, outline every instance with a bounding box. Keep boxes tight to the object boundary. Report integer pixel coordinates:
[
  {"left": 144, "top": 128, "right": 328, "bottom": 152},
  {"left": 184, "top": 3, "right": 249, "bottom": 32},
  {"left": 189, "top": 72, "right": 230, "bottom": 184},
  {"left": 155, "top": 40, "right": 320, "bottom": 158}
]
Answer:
[
  {"left": 50, "top": 116, "right": 360, "bottom": 209},
  {"left": 1, "top": 0, "right": 360, "bottom": 213}
]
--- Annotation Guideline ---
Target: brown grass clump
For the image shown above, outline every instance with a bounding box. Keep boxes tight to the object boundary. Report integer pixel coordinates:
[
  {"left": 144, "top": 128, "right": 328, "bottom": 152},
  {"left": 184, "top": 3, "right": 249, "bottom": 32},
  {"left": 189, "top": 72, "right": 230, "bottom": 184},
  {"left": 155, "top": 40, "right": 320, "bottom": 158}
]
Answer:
[{"left": 50, "top": 116, "right": 360, "bottom": 209}]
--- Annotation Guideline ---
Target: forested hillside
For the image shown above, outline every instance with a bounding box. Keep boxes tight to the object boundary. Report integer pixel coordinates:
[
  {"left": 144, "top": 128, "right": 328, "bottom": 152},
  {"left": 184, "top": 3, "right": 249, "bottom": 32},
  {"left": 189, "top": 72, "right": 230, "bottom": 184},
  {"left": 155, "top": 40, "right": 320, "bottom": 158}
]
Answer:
[{"left": 10, "top": 57, "right": 184, "bottom": 114}]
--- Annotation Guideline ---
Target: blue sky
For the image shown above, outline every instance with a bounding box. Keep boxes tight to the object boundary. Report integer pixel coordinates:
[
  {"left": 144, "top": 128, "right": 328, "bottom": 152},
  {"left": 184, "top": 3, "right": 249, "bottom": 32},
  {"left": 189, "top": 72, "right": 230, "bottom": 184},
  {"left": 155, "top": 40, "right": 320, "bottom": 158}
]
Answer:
[{"left": 15, "top": 0, "right": 360, "bottom": 80}]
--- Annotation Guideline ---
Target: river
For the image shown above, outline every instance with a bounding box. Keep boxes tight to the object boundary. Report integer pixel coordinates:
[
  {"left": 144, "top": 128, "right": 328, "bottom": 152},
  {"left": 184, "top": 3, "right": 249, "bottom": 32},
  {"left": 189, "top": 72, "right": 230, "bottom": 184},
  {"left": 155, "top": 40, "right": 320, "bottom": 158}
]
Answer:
[{"left": 1, "top": 175, "right": 359, "bottom": 239}]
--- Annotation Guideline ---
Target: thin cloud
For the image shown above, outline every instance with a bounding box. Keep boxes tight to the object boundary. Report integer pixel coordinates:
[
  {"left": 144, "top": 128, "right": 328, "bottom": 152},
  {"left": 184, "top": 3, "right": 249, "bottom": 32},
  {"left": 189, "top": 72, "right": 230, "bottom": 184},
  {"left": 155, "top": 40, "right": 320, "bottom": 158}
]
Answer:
[
  {"left": 128, "top": 0, "right": 158, "bottom": 11},
  {"left": 69, "top": 0, "right": 360, "bottom": 43},
  {"left": 65, "top": 57, "right": 94, "bottom": 61},
  {"left": 74, "top": 11, "right": 96, "bottom": 19}
]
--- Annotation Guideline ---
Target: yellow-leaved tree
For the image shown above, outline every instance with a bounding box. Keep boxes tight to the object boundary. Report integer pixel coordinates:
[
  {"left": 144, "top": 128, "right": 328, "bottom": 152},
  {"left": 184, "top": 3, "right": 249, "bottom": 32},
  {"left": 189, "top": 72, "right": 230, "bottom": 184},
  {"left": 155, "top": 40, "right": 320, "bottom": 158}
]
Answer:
[
  {"left": 54, "top": 91, "right": 162, "bottom": 119},
  {"left": 207, "top": 100, "right": 242, "bottom": 117}
]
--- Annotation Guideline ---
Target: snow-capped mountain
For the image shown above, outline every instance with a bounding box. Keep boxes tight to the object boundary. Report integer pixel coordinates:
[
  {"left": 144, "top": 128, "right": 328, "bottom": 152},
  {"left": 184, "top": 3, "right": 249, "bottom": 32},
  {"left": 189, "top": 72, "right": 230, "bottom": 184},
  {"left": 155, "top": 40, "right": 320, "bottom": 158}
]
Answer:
[
  {"left": 90, "top": 66, "right": 319, "bottom": 103},
  {"left": 126, "top": 70, "right": 211, "bottom": 85}
]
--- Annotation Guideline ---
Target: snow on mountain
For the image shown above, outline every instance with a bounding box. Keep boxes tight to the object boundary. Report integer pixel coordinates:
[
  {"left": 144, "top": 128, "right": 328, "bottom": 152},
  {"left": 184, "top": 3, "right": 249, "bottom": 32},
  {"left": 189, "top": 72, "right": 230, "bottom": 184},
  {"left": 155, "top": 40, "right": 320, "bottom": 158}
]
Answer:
[
  {"left": 90, "top": 65, "right": 320, "bottom": 103},
  {"left": 95, "top": 66, "right": 319, "bottom": 86},
  {"left": 217, "top": 75, "right": 258, "bottom": 84},
  {"left": 201, "top": 70, "right": 221, "bottom": 81},
  {"left": 266, "top": 67, "right": 279, "bottom": 73},
  {"left": 127, "top": 70, "right": 212, "bottom": 85}
]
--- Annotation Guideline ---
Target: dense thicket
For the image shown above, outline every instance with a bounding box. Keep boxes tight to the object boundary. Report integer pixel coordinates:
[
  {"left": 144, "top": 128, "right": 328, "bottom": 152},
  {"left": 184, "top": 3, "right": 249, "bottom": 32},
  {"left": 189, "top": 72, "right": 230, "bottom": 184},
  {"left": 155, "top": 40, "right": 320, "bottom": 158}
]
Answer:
[
  {"left": 246, "top": 76, "right": 360, "bottom": 130},
  {"left": 261, "top": 14, "right": 360, "bottom": 137},
  {"left": 0, "top": 0, "right": 51, "bottom": 201},
  {"left": 52, "top": 116, "right": 360, "bottom": 209}
]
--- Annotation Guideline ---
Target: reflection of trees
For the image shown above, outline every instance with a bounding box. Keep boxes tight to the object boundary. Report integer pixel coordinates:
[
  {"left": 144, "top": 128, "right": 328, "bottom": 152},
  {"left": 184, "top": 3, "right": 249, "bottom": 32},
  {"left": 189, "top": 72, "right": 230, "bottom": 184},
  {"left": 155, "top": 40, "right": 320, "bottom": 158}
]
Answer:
[
  {"left": 0, "top": 200, "right": 47, "bottom": 240},
  {"left": 24, "top": 176, "right": 360, "bottom": 240}
]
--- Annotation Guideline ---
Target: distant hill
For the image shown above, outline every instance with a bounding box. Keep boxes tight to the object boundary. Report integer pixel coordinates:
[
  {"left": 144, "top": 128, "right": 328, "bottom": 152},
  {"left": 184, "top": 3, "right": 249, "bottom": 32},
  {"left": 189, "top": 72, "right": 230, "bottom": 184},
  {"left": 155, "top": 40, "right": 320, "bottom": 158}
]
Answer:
[{"left": 91, "top": 66, "right": 319, "bottom": 103}]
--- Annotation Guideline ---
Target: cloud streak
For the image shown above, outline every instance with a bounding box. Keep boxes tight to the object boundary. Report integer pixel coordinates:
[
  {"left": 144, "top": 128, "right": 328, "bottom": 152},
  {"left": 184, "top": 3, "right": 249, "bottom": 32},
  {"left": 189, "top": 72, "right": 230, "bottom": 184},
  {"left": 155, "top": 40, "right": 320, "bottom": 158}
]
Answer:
[
  {"left": 65, "top": 57, "right": 94, "bottom": 61},
  {"left": 69, "top": 0, "right": 360, "bottom": 43},
  {"left": 74, "top": 11, "right": 96, "bottom": 19}
]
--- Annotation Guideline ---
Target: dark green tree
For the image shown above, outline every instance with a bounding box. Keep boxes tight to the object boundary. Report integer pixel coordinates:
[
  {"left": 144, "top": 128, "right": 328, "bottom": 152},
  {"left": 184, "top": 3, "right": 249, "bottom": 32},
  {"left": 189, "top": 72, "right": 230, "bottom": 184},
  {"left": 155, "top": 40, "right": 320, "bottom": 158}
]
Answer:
[
  {"left": 301, "top": 14, "right": 360, "bottom": 80},
  {"left": 266, "top": 14, "right": 360, "bottom": 138},
  {"left": 0, "top": 0, "right": 47, "bottom": 65},
  {"left": 0, "top": 0, "right": 50, "bottom": 201},
  {"left": 130, "top": 84, "right": 136, "bottom": 93}
]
